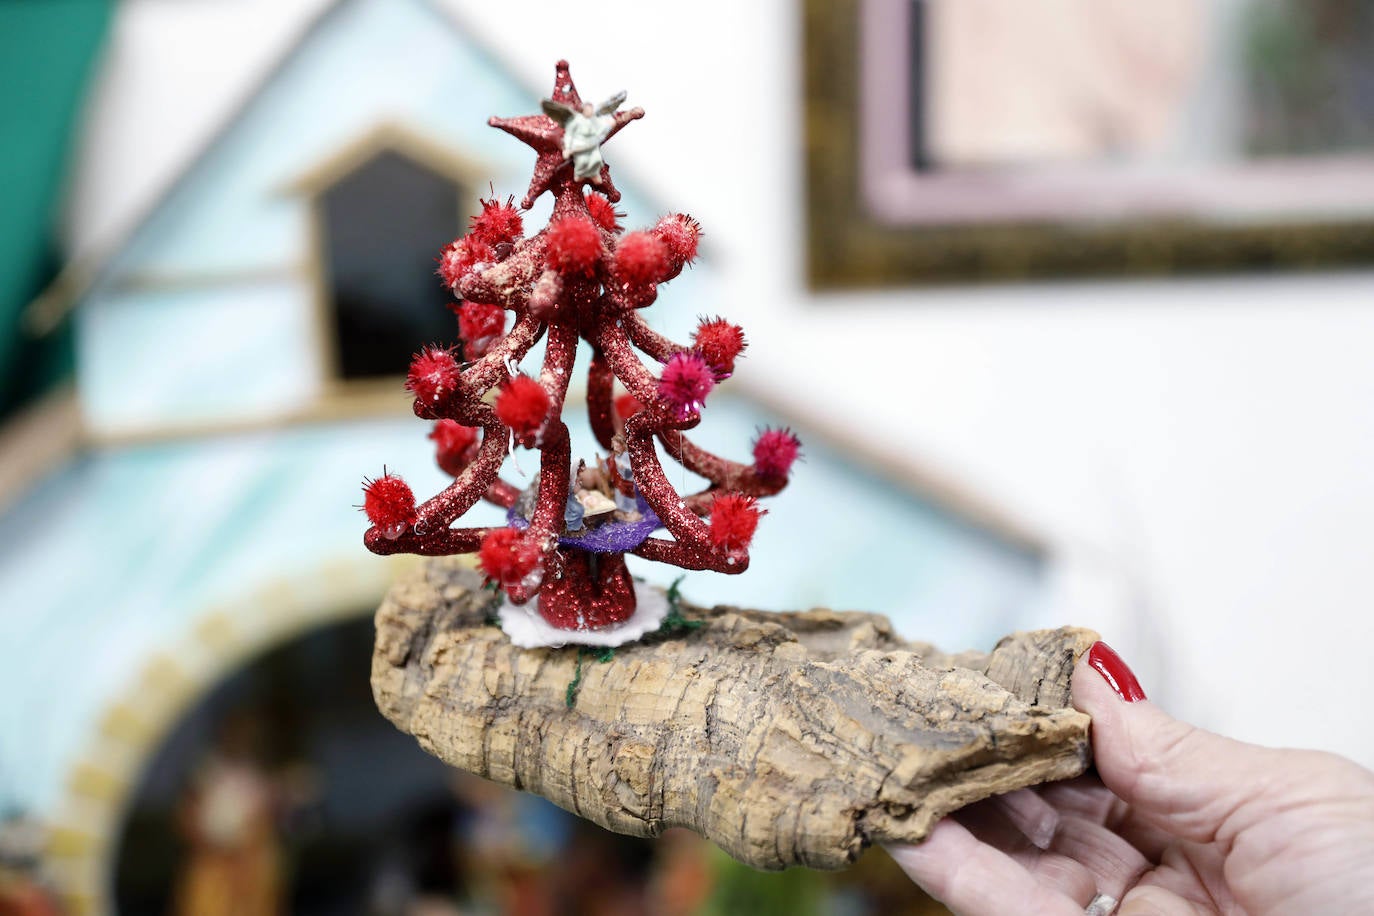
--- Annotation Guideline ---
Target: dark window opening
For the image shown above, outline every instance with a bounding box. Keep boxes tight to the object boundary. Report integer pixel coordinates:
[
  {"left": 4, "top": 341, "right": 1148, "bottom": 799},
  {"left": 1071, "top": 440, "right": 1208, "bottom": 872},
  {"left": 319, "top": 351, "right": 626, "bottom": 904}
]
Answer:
[{"left": 320, "top": 150, "right": 463, "bottom": 381}]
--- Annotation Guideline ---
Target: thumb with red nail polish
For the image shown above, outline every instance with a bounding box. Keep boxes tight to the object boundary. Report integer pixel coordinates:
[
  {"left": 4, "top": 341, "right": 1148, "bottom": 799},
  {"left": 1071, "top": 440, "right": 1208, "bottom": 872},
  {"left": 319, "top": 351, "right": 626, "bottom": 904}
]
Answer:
[
  {"left": 1073, "top": 641, "right": 1254, "bottom": 842},
  {"left": 891, "top": 639, "right": 1374, "bottom": 916},
  {"left": 1068, "top": 641, "right": 1374, "bottom": 915}
]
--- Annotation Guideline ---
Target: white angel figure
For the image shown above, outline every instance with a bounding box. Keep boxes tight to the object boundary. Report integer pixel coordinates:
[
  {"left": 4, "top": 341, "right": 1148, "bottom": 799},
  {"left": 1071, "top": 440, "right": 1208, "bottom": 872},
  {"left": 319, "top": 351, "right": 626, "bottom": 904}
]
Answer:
[{"left": 542, "top": 90, "right": 627, "bottom": 183}]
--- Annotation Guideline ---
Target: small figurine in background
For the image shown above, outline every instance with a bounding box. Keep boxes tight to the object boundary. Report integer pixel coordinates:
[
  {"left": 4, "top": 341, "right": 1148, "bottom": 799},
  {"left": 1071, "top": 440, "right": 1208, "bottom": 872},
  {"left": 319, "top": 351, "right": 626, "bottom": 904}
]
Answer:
[
  {"left": 361, "top": 61, "right": 798, "bottom": 647},
  {"left": 171, "top": 716, "right": 285, "bottom": 916},
  {"left": 0, "top": 815, "right": 62, "bottom": 916}
]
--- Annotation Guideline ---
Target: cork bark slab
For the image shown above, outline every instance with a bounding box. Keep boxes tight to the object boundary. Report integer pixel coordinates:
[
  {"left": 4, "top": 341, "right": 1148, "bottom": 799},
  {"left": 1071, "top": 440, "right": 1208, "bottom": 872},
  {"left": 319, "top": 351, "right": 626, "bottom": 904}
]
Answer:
[{"left": 372, "top": 558, "right": 1097, "bottom": 871}]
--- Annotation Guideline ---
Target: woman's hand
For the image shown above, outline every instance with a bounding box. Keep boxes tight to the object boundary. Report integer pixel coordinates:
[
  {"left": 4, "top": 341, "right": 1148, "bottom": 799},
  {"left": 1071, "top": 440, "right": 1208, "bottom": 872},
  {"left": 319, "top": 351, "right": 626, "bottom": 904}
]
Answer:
[{"left": 887, "top": 643, "right": 1374, "bottom": 915}]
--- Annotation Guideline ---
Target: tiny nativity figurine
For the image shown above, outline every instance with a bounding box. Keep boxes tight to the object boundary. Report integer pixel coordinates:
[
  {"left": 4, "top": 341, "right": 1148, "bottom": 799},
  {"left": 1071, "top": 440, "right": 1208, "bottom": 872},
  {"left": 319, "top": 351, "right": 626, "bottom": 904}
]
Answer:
[{"left": 360, "top": 60, "right": 800, "bottom": 647}]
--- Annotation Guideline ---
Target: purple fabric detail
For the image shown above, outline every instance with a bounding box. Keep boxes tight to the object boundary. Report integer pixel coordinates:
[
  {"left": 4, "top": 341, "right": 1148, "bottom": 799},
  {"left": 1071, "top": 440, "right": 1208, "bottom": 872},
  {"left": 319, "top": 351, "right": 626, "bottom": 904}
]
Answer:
[{"left": 507, "top": 496, "right": 662, "bottom": 553}]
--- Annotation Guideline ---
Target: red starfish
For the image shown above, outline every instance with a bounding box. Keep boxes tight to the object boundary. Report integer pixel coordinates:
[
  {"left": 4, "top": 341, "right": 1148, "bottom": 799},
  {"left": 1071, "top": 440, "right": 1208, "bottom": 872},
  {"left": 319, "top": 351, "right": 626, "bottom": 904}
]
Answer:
[{"left": 488, "top": 59, "right": 645, "bottom": 209}]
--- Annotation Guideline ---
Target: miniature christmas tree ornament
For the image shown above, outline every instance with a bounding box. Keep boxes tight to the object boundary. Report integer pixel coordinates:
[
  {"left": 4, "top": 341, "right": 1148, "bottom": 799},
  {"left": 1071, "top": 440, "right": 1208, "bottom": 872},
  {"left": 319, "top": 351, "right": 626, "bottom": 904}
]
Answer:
[
  {"left": 364, "top": 62, "right": 1099, "bottom": 872},
  {"left": 361, "top": 61, "right": 798, "bottom": 648}
]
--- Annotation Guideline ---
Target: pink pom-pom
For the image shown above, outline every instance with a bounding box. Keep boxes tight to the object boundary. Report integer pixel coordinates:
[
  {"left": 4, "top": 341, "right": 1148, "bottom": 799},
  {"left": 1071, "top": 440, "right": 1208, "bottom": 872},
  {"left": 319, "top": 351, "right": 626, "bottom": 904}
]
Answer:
[
  {"left": 709, "top": 493, "right": 764, "bottom": 552},
  {"left": 692, "top": 317, "right": 747, "bottom": 379},
  {"left": 469, "top": 194, "right": 523, "bottom": 246},
  {"left": 438, "top": 236, "right": 495, "bottom": 289},
  {"left": 430, "top": 420, "right": 480, "bottom": 476},
  {"left": 657, "top": 351, "right": 715, "bottom": 419},
  {"left": 363, "top": 473, "right": 417, "bottom": 539},
  {"left": 457, "top": 301, "right": 506, "bottom": 357},
  {"left": 545, "top": 215, "right": 602, "bottom": 276},
  {"left": 585, "top": 192, "right": 624, "bottom": 233},
  {"left": 613, "top": 231, "right": 668, "bottom": 287},
  {"left": 405, "top": 346, "right": 461, "bottom": 407},
  {"left": 753, "top": 428, "right": 801, "bottom": 482},
  {"left": 495, "top": 375, "right": 551, "bottom": 437},
  {"left": 478, "top": 528, "right": 542, "bottom": 589},
  {"left": 654, "top": 213, "right": 701, "bottom": 266}
]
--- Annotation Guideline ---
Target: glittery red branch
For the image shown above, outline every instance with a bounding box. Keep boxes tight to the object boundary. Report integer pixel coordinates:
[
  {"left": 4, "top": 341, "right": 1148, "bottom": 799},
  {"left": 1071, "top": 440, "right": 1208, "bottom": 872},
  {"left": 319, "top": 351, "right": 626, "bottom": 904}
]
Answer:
[
  {"left": 606, "top": 315, "right": 775, "bottom": 501},
  {"left": 656, "top": 431, "right": 786, "bottom": 500},
  {"left": 365, "top": 525, "right": 499, "bottom": 557},
  {"left": 623, "top": 410, "right": 712, "bottom": 549},
  {"left": 594, "top": 319, "right": 754, "bottom": 573},
  {"left": 593, "top": 321, "right": 663, "bottom": 406},
  {"left": 504, "top": 420, "right": 570, "bottom": 605},
  {"left": 418, "top": 417, "right": 508, "bottom": 527},
  {"left": 587, "top": 348, "right": 616, "bottom": 452},
  {"left": 632, "top": 536, "right": 747, "bottom": 573},
  {"left": 485, "top": 479, "right": 520, "bottom": 508},
  {"left": 459, "top": 239, "right": 549, "bottom": 310},
  {"left": 459, "top": 312, "right": 540, "bottom": 394},
  {"left": 622, "top": 312, "right": 684, "bottom": 364},
  {"left": 537, "top": 321, "right": 578, "bottom": 419}
]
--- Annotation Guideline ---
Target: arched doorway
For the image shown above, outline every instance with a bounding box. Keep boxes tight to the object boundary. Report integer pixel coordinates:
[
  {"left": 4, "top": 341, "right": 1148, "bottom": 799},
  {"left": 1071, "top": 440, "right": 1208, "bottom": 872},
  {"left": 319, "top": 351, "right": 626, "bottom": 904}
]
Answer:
[
  {"left": 111, "top": 614, "right": 609, "bottom": 915},
  {"left": 43, "top": 558, "right": 688, "bottom": 916}
]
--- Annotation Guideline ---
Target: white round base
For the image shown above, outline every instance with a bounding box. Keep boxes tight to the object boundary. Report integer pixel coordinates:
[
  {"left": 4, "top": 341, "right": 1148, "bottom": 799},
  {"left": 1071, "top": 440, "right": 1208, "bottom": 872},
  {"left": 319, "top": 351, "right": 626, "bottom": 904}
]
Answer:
[{"left": 496, "top": 580, "right": 671, "bottom": 648}]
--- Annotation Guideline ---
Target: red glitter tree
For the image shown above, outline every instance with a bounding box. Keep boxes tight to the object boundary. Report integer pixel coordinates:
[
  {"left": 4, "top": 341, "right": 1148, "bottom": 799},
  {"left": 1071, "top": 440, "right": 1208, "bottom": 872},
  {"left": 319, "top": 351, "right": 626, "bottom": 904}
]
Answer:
[{"left": 362, "top": 61, "right": 799, "bottom": 637}]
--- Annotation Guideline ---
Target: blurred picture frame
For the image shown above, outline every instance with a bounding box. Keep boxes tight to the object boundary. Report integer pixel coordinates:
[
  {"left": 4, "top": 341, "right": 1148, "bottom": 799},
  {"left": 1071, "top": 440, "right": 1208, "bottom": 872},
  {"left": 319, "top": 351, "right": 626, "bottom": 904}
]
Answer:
[{"left": 805, "top": 0, "right": 1374, "bottom": 287}]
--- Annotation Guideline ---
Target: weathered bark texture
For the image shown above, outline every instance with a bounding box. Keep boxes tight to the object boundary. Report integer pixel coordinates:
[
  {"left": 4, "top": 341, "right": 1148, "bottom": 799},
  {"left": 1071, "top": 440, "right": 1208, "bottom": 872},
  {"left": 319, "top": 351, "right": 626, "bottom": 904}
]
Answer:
[{"left": 372, "top": 557, "right": 1098, "bottom": 871}]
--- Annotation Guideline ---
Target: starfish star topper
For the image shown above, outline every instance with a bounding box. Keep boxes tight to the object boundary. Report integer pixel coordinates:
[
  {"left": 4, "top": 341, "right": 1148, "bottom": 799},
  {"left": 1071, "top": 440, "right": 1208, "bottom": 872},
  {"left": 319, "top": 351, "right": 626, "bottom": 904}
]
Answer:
[{"left": 488, "top": 60, "right": 645, "bottom": 209}]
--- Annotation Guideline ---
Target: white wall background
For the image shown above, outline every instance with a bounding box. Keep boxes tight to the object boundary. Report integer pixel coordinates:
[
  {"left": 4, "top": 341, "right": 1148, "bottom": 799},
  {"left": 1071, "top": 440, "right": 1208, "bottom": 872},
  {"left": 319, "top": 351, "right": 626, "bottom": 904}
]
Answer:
[{"left": 66, "top": 0, "right": 1374, "bottom": 765}]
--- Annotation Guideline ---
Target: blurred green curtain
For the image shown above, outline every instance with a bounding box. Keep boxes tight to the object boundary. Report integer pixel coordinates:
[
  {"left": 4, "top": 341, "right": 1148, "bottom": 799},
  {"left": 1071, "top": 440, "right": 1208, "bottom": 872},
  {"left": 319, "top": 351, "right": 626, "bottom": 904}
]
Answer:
[{"left": 0, "top": 0, "right": 111, "bottom": 420}]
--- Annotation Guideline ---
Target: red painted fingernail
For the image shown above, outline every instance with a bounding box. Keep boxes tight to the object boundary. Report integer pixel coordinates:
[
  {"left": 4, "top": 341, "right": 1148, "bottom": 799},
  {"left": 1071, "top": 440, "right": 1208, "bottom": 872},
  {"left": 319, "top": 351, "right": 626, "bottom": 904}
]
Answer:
[{"left": 1086, "top": 642, "right": 1147, "bottom": 702}]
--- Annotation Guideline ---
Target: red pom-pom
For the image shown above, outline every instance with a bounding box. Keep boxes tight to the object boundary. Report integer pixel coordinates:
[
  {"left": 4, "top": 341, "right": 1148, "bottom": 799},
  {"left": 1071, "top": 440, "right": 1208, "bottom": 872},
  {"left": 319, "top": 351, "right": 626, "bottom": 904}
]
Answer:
[
  {"left": 438, "top": 236, "right": 495, "bottom": 289},
  {"left": 709, "top": 493, "right": 764, "bottom": 552},
  {"left": 469, "top": 195, "right": 523, "bottom": 246},
  {"left": 692, "top": 317, "right": 747, "bottom": 379},
  {"left": 585, "top": 191, "right": 624, "bottom": 233},
  {"left": 430, "top": 419, "right": 479, "bottom": 476},
  {"left": 613, "top": 231, "right": 669, "bottom": 287},
  {"left": 654, "top": 213, "right": 701, "bottom": 266},
  {"left": 478, "top": 528, "right": 542, "bottom": 589},
  {"left": 405, "top": 346, "right": 461, "bottom": 407},
  {"left": 457, "top": 301, "right": 506, "bottom": 357},
  {"left": 495, "top": 375, "right": 551, "bottom": 437},
  {"left": 545, "top": 215, "right": 602, "bottom": 276},
  {"left": 657, "top": 351, "right": 715, "bottom": 419},
  {"left": 753, "top": 428, "right": 801, "bottom": 482},
  {"left": 363, "top": 473, "right": 416, "bottom": 539},
  {"left": 614, "top": 392, "right": 644, "bottom": 422}
]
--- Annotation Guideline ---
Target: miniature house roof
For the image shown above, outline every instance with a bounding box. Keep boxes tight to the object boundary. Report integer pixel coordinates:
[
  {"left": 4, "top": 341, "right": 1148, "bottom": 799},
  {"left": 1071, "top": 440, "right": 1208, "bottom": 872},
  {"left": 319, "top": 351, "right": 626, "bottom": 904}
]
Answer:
[
  {"left": 279, "top": 120, "right": 492, "bottom": 198},
  {"left": 28, "top": 0, "right": 601, "bottom": 336},
  {"left": 27, "top": 0, "right": 338, "bottom": 336}
]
